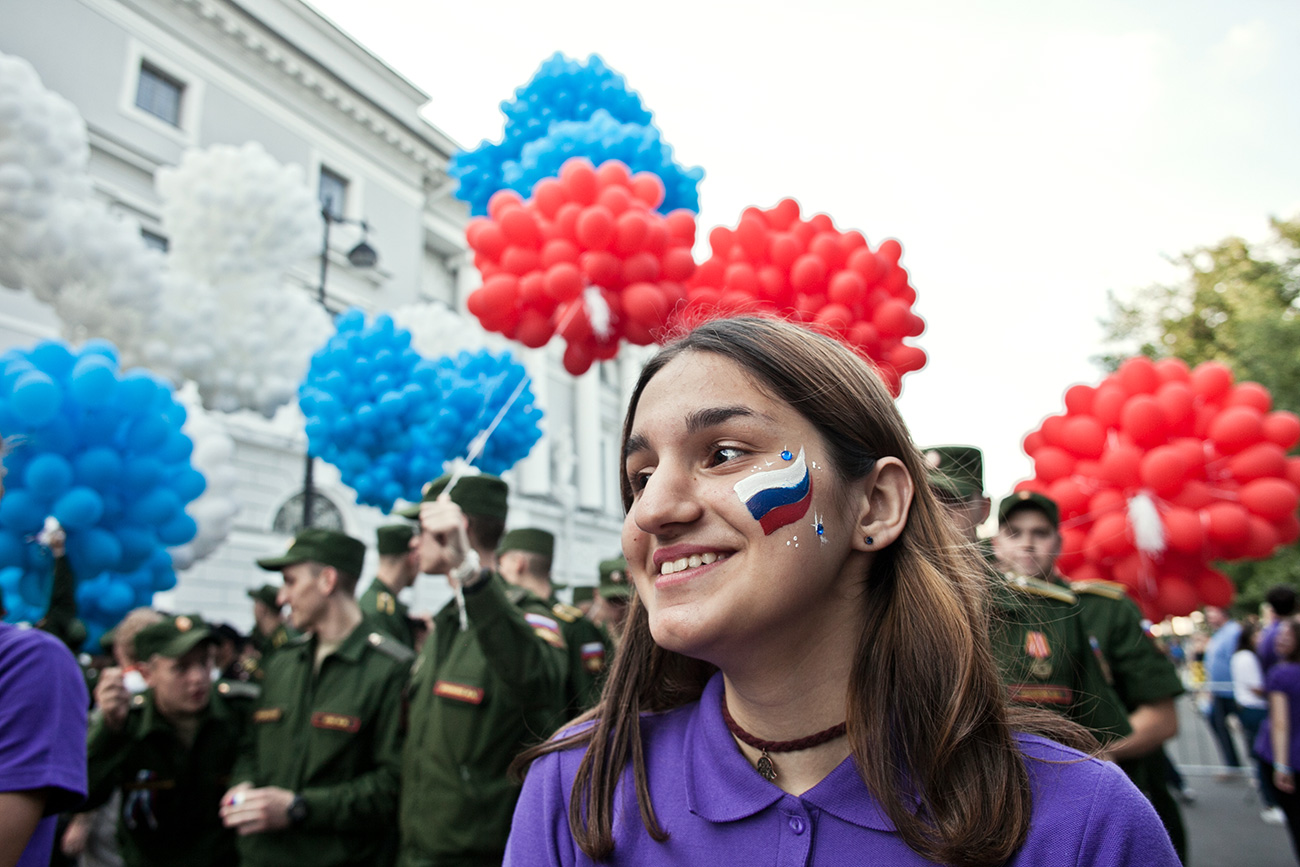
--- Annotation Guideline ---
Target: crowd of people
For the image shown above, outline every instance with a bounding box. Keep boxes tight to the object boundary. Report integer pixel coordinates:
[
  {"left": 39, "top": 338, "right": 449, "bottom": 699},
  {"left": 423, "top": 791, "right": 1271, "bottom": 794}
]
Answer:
[{"left": 0, "top": 314, "right": 1296, "bottom": 866}]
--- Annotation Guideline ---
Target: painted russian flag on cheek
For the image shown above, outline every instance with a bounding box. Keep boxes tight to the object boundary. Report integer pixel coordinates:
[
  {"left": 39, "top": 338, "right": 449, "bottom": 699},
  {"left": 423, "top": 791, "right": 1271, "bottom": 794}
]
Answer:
[{"left": 733, "top": 447, "right": 813, "bottom": 535}]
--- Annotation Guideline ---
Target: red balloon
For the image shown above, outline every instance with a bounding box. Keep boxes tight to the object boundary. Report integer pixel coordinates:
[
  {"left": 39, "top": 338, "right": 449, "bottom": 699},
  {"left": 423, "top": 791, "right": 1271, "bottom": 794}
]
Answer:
[
  {"left": 630, "top": 173, "right": 666, "bottom": 209},
  {"left": 876, "top": 238, "right": 903, "bottom": 266},
  {"left": 768, "top": 233, "right": 802, "bottom": 269},
  {"left": 1278, "top": 513, "right": 1300, "bottom": 545},
  {"left": 1240, "top": 478, "right": 1299, "bottom": 521},
  {"left": 466, "top": 273, "right": 518, "bottom": 320},
  {"left": 722, "top": 262, "right": 758, "bottom": 296},
  {"left": 562, "top": 340, "right": 594, "bottom": 376},
  {"left": 1062, "top": 416, "right": 1107, "bottom": 459},
  {"left": 1090, "top": 512, "right": 1132, "bottom": 559},
  {"left": 1169, "top": 480, "right": 1215, "bottom": 510},
  {"left": 767, "top": 198, "right": 802, "bottom": 230},
  {"left": 532, "top": 177, "right": 567, "bottom": 218},
  {"left": 1154, "top": 382, "right": 1195, "bottom": 429},
  {"left": 662, "top": 248, "right": 696, "bottom": 283},
  {"left": 514, "top": 309, "right": 554, "bottom": 348},
  {"left": 622, "top": 283, "right": 669, "bottom": 329},
  {"left": 1204, "top": 503, "right": 1250, "bottom": 546},
  {"left": 543, "top": 263, "right": 584, "bottom": 301},
  {"left": 1117, "top": 356, "right": 1160, "bottom": 395},
  {"left": 790, "top": 254, "right": 828, "bottom": 292},
  {"left": 809, "top": 233, "right": 845, "bottom": 269},
  {"left": 595, "top": 160, "right": 633, "bottom": 190},
  {"left": 1034, "top": 446, "right": 1076, "bottom": 484},
  {"left": 1288, "top": 457, "right": 1300, "bottom": 488},
  {"left": 472, "top": 222, "right": 507, "bottom": 259},
  {"left": 1022, "top": 431, "right": 1046, "bottom": 457},
  {"left": 814, "top": 303, "right": 854, "bottom": 333},
  {"left": 1243, "top": 517, "right": 1281, "bottom": 559},
  {"left": 1190, "top": 361, "right": 1234, "bottom": 402},
  {"left": 614, "top": 211, "right": 651, "bottom": 256},
  {"left": 708, "top": 226, "right": 735, "bottom": 257},
  {"left": 1195, "top": 568, "right": 1235, "bottom": 609},
  {"left": 1138, "top": 446, "right": 1188, "bottom": 498},
  {"left": 1111, "top": 553, "right": 1143, "bottom": 594},
  {"left": 552, "top": 203, "right": 581, "bottom": 241},
  {"left": 847, "top": 247, "right": 882, "bottom": 284},
  {"left": 1092, "top": 384, "right": 1128, "bottom": 428},
  {"left": 665, "top": 210, "right": 697, "bottom": 245},
  {"left": 559, "top": 159, "right": 599, "bottom": 205},
  {"left": 500, "top": 246, "right": 540, "bottom": 276},
  {"left": 1162, "top": 507, "right": 1203, "bottom": 553},
  {"left": 1154, "top": 357, "right": 1192, "bottom": 383},
  {"left": 734, "top": 216, "right": 769, "bottom": 260},
  {"left": 500, "top": 208, "right": 541, "bottom": 248},
  {"left": 1120, "top": 395, "right": 1168, "bottom": 447},
  {"left": 828, "top": 271, "right": 867, "bottom": 307},
  {"left": 1048, "top": 477, "right": 1090, "bottom": 518},
  {"left": 891, "top": 345, "right": 927, "bottom": 375},
  {"left": 1099, "top": 444, "right": 1143, "bottom": 489},
  {"left": 487, "top": 189, "right": 525, "bottom": 220},
  {"left": 1169, "top": 437, "right": 1207, "bottom": 473},
  {"left": 1227, "top": 442, "right": 1288, "bottom": 483},
  {"left": 1157, "top": 579, "right": 1199, "bottom": 618},
  {"left": 579, "top": 251, "right": 621, "bottom": 288},
  {"left": 1226, "top": 382, "right": 1272, "bottom": 413},
  {"left": 1089, "top": 488, "right": 1127, "bottom": 518},
  {"left": 541, "top": 239, "right": 580, "bottom": 267},
  {"left": 623, "top": 252, "right": 662, "bottom": 286},
  {"left": 1263, "top": 411, "right": 1300, "bottom": 450},
  {"left": 1040, "top": 415, "right": 1068, "bottom": 447},
  {"left": 1064, "top": 561, "right": 1111, "bottom": 584},
  {"left": 873, "top": 299, "right": 913, "bottom": 338},
  {"left": 1058, "top": 527, "right": 1089, "bottom": 569},
  {"left": 1064, "top": 384, "right": 1096, "bottom": 416},
  {"left": 1208, "top": 405, "right": 1264, "bottom": 454},
  {"left": 597, "top": 185, "right": 632, "bottom": 216},
  {"left": 518, "top": 272, "right": 548, "bottom": 309},
  {"left": 575, "top": 205, "right": 616, "bottom": 250}
]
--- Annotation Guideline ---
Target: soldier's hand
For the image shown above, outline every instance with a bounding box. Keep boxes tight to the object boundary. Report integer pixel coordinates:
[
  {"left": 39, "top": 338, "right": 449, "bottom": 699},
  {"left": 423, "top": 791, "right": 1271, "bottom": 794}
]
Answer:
[
  {"left": 419, "top": 495, "right": 471, "bottom": 575},
  {"left": 220, "top": 784, "right": 294, "bottom": 834},
  {"left": 60, "top": 813, "right": 92, "bottom": 856},
  {"left": 94, "top": 667, "right": 129, "bottom": 731},
  {"left": 46, "top": 526, "right": 66, "bottom": 558}
]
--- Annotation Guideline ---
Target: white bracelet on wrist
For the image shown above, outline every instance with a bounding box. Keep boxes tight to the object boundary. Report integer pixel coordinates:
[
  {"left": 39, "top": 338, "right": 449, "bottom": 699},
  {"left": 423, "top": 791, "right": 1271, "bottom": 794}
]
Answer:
[{"left": 450, "top": 548, "right": 482, "bottom": 585}]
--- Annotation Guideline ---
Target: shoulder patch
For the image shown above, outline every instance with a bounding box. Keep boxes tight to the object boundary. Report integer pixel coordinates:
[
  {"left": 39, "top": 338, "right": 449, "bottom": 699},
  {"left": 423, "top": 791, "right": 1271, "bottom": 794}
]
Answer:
[
  {"left": 215, "top": 680, "right": 261, "bottom": 701},
  {"left": 376, "top": 591, "right": 397, "bottom": 615},
  {"left": 1071, "top": 579, "right": 1129, "bottom": 601},
  {"left": 551, "top": 602, "right": 580, "bottom": 623},
  {"left": 366, "top": 631, "right": 415, "bottom": 664},
  {"left": 1003, "top": 573, "right": 1077, "bottom": 605}
]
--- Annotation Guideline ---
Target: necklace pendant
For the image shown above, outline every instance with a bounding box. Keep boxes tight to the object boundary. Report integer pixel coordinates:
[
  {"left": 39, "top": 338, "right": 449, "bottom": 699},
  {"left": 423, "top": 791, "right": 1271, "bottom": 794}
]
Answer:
[{"left": 756, "top": 750, "right": 777, "bottom": 782}]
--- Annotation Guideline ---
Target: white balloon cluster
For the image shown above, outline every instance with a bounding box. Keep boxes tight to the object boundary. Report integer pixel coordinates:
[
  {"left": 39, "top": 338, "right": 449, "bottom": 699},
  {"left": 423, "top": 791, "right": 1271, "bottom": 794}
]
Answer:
[
  {"left": 129, "top": 141, "right": 330, "bottom": 417},
  {"left": 167, "top": 385, "right": 240, "bottom": 571},
  {"left": 0, "top": 53, "right": 167, "bottom": 348},
  {"left": 390, "top": 302, "right": 507, "bottom": 359}
]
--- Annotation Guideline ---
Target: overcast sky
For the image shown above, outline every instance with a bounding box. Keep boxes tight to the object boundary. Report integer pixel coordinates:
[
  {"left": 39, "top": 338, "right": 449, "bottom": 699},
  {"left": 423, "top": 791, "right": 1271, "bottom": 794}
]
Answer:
[{"left": 305, "top": 0, "right": 1300, "bottom": 501}]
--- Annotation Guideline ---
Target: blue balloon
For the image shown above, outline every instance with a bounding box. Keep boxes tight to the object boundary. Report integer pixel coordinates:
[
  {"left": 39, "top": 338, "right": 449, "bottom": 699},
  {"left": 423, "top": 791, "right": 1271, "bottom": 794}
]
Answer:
[
  {"left": 10, "top": 371, "right": 62, "bottom": 426},
  {"left": 69, "top": 354, "right": 119, "bottom": 408},
  {"left": 116, "top": 370, "right": 158, "bottom": 413},
  {"left": 115, "top": 526, "right": 156, "bottom": 571},
  {"left": 121, "top": 456, "right": 165, "bottom": 492},
  {"left": 124, "top": 416, "right": 169, "bottom": 452},
  {"left": 72, "top": 528, "right": 123, "bottom": 575},
  {"left": 126, "top": 488, "right": 181, "bottom": 526},
  {"left": 51, "top": 487, "right": 105, "bottom": 530},
  {"left": 0, "top": 490, "right": 45, "bottom": 535},
  {"left": 0, "top": 533, "right": 23, "bottom": 570},
  {"left": 98, "top": 579, "right": 134, "bottom": 618},
  {"left": 73, "top": 448, "right": 124, "bottom": 490},
  {"left": 156, "top": 512, "right": 197, "bottom": 546},
  {"left": 23, "top": 454, "right": 74, "bottom": 499},
  {"left": 170, "top": 468, "right": 207, "bottom": 501},
  {"left": 27, "top": 342, "right": 76, "bottom": 380}
]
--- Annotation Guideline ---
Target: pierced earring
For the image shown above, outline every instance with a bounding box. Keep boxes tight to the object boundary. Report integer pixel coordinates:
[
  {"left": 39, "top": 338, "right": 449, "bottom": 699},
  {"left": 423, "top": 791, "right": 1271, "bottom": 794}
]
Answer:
[{"left": 865, "top": 535, "right": 874, "bottom": 547}]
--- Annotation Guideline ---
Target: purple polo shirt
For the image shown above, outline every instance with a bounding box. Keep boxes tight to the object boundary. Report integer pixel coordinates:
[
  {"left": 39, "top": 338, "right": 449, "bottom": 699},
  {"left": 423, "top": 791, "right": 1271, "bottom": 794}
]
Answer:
[
  {"left": 0, "top": 624, "right": 89, "bottom": 867},
  {"left": 506, "top": 672, "right": 1178, "bottom": 866},
  {"left": 1259, "top": 621, "right": 1281, "bottom": 674},
  {"left": 1255, "top": 662, "right": 1300, "bottom": 765}
]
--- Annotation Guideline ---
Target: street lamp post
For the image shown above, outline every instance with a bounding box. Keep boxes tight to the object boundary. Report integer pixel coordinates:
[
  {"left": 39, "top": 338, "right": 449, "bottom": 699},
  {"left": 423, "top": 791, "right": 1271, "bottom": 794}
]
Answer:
[{"left": 302, "top": 200, "right": 378, "bottom": 529}]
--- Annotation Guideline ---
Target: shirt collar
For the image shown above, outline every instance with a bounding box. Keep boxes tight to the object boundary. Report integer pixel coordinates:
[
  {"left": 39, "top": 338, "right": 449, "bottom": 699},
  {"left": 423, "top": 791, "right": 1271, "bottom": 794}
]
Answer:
[{"left": 683, "top": 672, "right": 900, "bottom": 832}]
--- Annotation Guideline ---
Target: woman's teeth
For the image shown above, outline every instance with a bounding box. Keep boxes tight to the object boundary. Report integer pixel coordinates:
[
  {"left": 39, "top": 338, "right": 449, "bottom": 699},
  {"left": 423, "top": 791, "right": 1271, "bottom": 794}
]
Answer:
[{"left": 659, "top": 552, "right": 726, "bottom": 576}]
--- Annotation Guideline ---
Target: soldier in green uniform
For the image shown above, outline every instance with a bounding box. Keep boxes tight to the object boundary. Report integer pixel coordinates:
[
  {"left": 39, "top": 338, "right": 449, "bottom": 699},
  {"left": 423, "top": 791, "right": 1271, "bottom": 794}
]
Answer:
[
  {"left": 498, "top": 527, "right": 610, "bottom": 716},
  {"left": 588, "top": 555, "right": 632, "bottom": 643},
  {"left": 84, "top": 614, "right": 256, "bottom": 867},
  {"left": 221, "top": 528, "right": 413, "bottom": 867},
  {"left": 34, "top": 523, "right": 88, "bottom": 653},
  {"left": 926, "top": 448, "right": 1132, "bottom": 741},
  {"left": 358, "top": 523, "right": 419, "bottom": 648},
  {"left": 396, "top": 474, "right": 569, "bottom": 867},
  {"left": 246, "top": 584, "right": 295, "bottom": 659},
  {"left": 994, "top": 489, "right": 1187, "bottom": 862}
]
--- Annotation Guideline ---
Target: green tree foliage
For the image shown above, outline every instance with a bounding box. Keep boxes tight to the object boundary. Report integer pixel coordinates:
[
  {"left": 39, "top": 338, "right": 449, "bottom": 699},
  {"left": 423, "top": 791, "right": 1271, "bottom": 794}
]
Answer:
[{"left": 1101, "top": 216, "right": 1300, "bottom": 614}]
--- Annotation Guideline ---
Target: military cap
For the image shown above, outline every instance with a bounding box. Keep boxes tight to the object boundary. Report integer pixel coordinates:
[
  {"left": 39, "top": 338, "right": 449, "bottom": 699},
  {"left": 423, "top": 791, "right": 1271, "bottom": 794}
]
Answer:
[
  {"left": 134, "top": 614, "right": 214, "bottom": 660},
  {"left": 246, "top": 584, "right": 281, "bottom": 608},
  {"left": 498, "top": 528, "right": 554, "bottom": 559},
  {"left": 599, "top": 555, "right": 631, "bottom": 599},
  {"left": 923, "top": 446, "right": 985, "bottom": 499},
  {"left": 395, "top": 472, "right": 509, "bottom": 521},
  {"left": 998, "top": 490, "right": 1060, "bottom": 529},
  {"left": 377, "top": 523, "right": 415, "bottom": 556},
  {"left": 256, "top": 527, "right": 367, "bottom": 578},
  {"left": 571, "top": 585, "right": 596, "bottom": 605}
]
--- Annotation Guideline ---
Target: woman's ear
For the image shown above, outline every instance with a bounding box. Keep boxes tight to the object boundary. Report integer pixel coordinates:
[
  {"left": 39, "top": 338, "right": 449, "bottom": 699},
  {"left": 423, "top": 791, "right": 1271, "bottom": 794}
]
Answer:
[{"left": 851, "top": 457, "right": 914, "bottom": 552}]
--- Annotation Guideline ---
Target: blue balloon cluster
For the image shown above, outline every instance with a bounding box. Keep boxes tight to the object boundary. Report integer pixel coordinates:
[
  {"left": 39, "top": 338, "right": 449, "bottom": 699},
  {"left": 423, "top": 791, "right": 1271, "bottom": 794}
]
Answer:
[
  {"left": 450, "top": 53, "right": 702, "bottom": 216},
  {"left": 300, "top": 311, "right": 545, "bottom": 512},
  {"left": 0, "top": 341, "right": 202, "bottom": 646}
]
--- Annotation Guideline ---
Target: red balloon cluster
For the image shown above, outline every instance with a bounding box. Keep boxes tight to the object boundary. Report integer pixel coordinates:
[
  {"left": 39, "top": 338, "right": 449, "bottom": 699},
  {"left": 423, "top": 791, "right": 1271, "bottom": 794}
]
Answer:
[
  {"left": 675, "top": 199, "right": 926, "bottom": 396},
  {"left": 1018, "top": 356, "right": 1300, "bottom": 620},
  {"left": 464, "top": 157, "right": 698, "bottom": 375}
]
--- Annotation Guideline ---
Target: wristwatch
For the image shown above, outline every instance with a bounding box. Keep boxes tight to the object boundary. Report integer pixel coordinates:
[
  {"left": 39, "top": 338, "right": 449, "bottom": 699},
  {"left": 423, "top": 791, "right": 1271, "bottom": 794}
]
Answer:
[{"left": 287, "top": 794, "right": 309, "bottom": 826}]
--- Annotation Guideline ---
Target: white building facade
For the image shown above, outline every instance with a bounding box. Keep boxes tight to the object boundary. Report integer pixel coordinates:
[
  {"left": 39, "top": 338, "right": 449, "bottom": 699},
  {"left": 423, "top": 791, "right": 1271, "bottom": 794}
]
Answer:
[{"left": 1, "top": 0, "right": 635, "bottom": 630}]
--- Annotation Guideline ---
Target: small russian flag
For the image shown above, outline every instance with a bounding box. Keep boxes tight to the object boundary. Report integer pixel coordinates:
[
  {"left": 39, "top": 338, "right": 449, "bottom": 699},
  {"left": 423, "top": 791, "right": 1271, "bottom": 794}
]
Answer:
[{"left": 733, "top": 447, "right": 813, "bottom": 535}]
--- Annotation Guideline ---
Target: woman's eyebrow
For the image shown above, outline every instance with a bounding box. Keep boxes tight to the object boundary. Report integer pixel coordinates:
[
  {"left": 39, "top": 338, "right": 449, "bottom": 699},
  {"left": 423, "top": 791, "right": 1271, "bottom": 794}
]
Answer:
[{"left": 685, "top": 405, "right": 769, "bottom": 435}]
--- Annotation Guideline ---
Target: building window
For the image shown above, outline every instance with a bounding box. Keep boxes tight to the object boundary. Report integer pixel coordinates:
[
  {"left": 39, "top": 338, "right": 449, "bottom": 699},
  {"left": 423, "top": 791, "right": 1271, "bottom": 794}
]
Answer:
[
  {"left": 140, "top": 228, "right": 169, "bottom": 252},
  {"left": 319, "top": 167, "right": 348, "bottom": 220},
  {"left": 135, "top": 63, "right": 184, "bottom": 127}
]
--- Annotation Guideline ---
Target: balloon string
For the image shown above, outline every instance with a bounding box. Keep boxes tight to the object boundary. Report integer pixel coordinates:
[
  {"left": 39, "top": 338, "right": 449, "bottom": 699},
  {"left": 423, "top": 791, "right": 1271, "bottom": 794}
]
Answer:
[{"left": 443, "top": 373, "right": 532, "bottom": 499}]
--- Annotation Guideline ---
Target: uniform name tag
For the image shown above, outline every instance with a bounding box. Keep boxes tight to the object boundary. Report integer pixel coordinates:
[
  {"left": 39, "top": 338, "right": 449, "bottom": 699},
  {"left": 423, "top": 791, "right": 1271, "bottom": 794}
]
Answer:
[
  {"left": 1008, "top": 684, "right": 1074, "bottom": 706},
  {"left": 434, "top": 680, "right": 485, "bottom": 705},
  {"left": 253, "top": 708, "right": 283, "bottom": 723},
  {"left": 311, "top": 711, "right": 361, "bottom": 732}
]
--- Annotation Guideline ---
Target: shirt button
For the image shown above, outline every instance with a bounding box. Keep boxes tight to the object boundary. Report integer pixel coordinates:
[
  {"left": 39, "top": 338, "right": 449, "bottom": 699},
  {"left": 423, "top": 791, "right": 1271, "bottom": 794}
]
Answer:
[{"left": 789, "top": 816, "right": 805, "bottom": 835}]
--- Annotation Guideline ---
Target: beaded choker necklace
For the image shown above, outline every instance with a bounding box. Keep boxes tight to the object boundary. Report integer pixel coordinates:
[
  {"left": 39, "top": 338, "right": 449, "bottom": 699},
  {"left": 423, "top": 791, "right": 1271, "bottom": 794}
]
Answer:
[{"left": 720, "top": 695, "right": 847, "bottom": 782}]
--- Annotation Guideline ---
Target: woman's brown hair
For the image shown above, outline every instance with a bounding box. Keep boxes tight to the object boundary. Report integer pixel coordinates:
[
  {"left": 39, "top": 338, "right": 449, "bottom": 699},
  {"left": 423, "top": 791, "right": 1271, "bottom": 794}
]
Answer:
[{"left": 517, "top": 315, "right": 1088, "bottom": 866}]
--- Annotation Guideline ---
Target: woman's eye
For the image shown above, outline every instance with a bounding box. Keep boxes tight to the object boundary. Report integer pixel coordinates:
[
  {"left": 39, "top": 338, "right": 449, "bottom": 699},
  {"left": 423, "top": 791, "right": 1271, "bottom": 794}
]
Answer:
[
  {"left": 627, "top": 469, "right": 652, "bottom": 492},
  {"left": 710, "top": 446, "right": 746, "bottom": 466}
]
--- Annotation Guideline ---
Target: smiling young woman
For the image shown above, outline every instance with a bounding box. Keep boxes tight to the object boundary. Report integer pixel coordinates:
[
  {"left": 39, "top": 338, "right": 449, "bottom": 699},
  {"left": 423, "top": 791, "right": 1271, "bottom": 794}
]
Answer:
[{"left": 507, "top": 316, "right": 1179, "bottom": 867}]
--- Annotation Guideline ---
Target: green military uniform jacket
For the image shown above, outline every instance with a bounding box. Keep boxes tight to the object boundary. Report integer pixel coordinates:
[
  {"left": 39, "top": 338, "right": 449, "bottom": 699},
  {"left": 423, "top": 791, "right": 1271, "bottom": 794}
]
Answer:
[
  {"left": 1067, "top": 577, "right": 1188, "bottom": 860},
  {"left": 38, "top": 554, "right": 87, "bottom": 652},
  {"left": 85, "top": 681, "right": 257, "bottom": 867},
  {"left": 399, "top": 572, "right": 569, "bottom": 867},
  {"left": 359, "top": 580, "right": 415, "bottom": 649},
  {"left": 989, "top": 572, "right": 1132, "bottom": 742},
  {"left": 234, "top": 624, "right": 414, "bottom": 867},
  {"left": 549, "top": 595, "right": 611, "bottom": 717}
]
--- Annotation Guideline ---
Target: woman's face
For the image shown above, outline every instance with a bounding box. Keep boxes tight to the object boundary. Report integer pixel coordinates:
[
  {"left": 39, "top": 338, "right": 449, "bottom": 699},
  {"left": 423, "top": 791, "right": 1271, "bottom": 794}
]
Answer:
[
  {"left": 1277, "top": 620, "right": 1297, "bottom": 660},
  {"left": 621, "top": 351, "right": 867, "bottom": 666}
]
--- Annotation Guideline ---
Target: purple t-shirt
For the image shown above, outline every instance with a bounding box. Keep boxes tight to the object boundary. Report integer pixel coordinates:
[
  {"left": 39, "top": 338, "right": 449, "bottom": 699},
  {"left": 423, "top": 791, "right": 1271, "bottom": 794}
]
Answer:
[
  {"left": 0, "top": 623, "right": 89, "bottom": 867},
  {"left": 1259, "top": 621, "right": 1282, "bottom": 674},
  {"left": 1255, "top": 662, "right": 1300, "bottom": 765},
  {"left": 506, "top": 672, "right": 1179, "bottom": 866}
]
